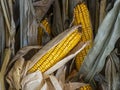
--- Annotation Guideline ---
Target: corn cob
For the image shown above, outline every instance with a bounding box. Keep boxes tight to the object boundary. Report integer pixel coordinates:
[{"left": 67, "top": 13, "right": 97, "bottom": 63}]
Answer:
[
  {"left": 79, "top": 85, "right": 92, "bottom": 90},
  {"left": 38, "top": 18, "right": 51, "bottom": 45},
  {"left": 74, "top": 3, "right": 93, "bottom": 70},
  {"left": 28, "top": 29, "right": 82, "bottom": 73}
]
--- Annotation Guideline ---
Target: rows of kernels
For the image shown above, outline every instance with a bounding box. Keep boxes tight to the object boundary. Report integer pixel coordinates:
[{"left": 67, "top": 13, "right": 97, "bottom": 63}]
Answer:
[
  {"left": 74, "top": 3, "right": 93, "bottom": 70},
  {"left": 28, "top": 48, "right": 54, "bottom": 72},
  {"left": 29, "top": 30, "right": 81, "bottom": 73},
  {"left": 39, "top": 31, "right": 80, "bottom": 72},
  {"left": 79, "top": 85, "right": 92, "bottom": 90}
]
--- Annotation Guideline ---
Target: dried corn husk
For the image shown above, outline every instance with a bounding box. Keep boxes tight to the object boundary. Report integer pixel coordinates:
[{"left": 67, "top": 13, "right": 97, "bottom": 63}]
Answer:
[
  {"left": 20, "top": 70, "right": 90, "bottom": 90},
  {"left": 78, "top": 0, "right": 120, "bottom": 82},
  {"left": 6, "top": 57, "right": 25, "bottom": 90},
  {"left": 6, "top": 42, "right": 88, "bottom": 89},
  {"left": 21, "top": 70, "right": 43, "bottom": 90},
  {"left": 6, "top": 46, "right": 41, "bottom": 74}
]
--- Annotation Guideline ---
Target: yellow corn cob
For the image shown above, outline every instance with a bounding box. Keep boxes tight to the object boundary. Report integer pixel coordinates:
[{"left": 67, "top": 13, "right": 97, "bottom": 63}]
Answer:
[
  {"left": 74, "top": 3, "right": 93, "bottom": 70},
  {"left": 28, "top": 29, "right": 82, "bottom": 73},
  {"left": 38, "top": 18, "right": 51, "bottom": 45},
  {"left": 79, "top": 85, "right": 92, "bottom": 90}
]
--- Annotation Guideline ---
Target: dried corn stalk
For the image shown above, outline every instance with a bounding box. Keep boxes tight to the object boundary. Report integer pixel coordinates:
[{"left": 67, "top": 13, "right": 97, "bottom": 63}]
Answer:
[
  {"left": 73, "top": 3, "right": 93, "bottom": 70},
  {"left": 0, "top": 7, "right": 5, "bottom": 68},
  {"left": 68, "top": 0, "right": 81, "bottom": 20},
  {"left": 1, "top": 0, "right": 16, "bottom": 55},
  {"left": 0, "top": 49, "right": 11, "bottom": 90},
  {"left": 20, "top": 0, "right": 38, "bottom": 47},
  {"left": 62, "top": 0, "right": 69, "bottom": 29},
  {"left": 87, "top": 0, "right": 100, "bottom": 34},
  {"left": 99, "top": 0, "right": 107, "bottom": 25},
  {"left": 52, "top": 0, "right": 64, "bottom": 36}
]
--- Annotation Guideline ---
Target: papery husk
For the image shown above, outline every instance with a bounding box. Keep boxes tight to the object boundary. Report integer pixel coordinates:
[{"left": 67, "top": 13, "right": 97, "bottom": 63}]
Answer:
[
  {"left": 6, "top": 57, "right": 25, "bottom": 90},
  {"left": 49, "top": 75, "right": 63, "bottom": 90},
  {"left": 41, "top": 82, "right": 48, "bottom": 90},
  {"left": 78, "top": 0, "right": 120, "bottom": 82},
  {"left": 5, "top": 46, "right": 41, "bottom": 89},
  {"left": 11, "top": 66, "right": 90, "bottom": 90},
  {"left": 27, "top": 25, "right": 81, "bottom": 71},
  {"left": 55, "top": 66, "right": 66, "bottom": 89},
  {"left": 6, "top": 46, "right": 41, "bottom": 74},
  {"left": 21, "top": 70, "right": 43, "bottom": 90}
]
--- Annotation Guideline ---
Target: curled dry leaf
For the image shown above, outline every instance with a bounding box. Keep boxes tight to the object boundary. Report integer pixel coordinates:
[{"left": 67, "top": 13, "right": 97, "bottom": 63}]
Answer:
[
  {"left": 21, "top": 70, "right": 43, "bottom": 90},
  {"left": 49, "top": 75, "right": 63, "bottom": 90}
]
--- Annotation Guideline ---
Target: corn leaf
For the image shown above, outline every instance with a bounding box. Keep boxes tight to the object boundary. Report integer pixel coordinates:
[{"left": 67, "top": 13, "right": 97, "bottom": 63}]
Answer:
[{"left": 78, "top": 0, "right": 120, "bottom": 82}]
